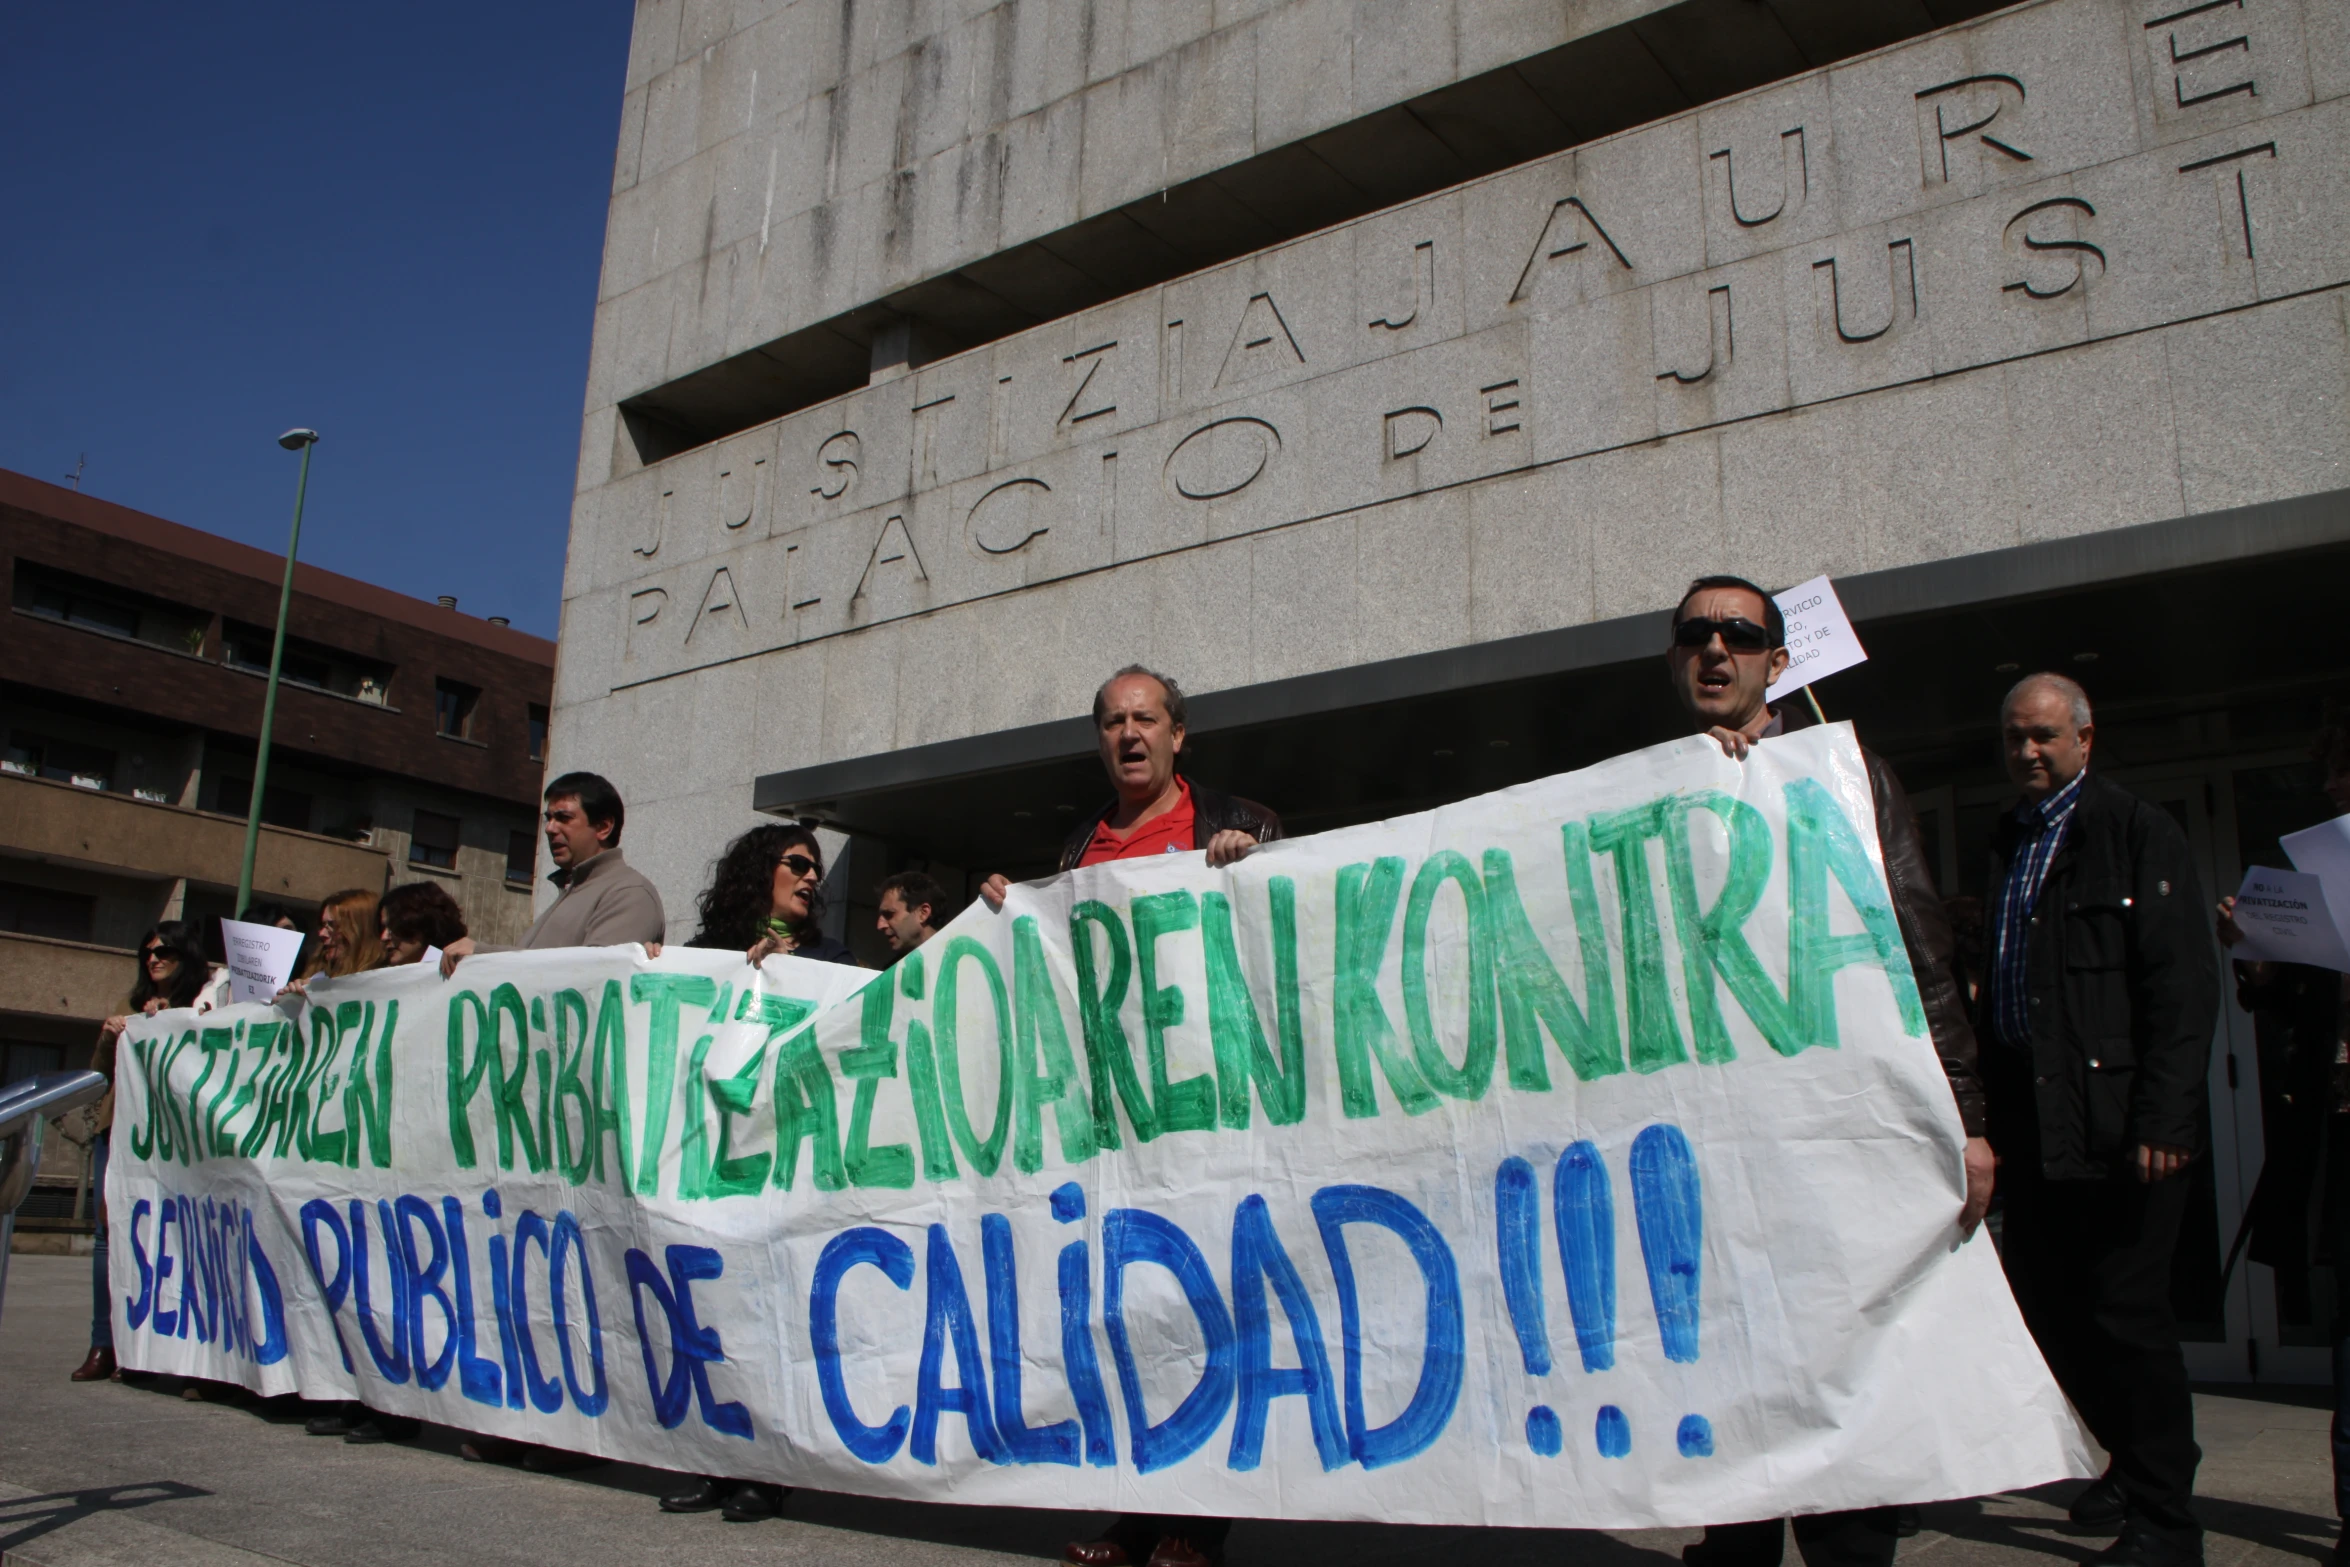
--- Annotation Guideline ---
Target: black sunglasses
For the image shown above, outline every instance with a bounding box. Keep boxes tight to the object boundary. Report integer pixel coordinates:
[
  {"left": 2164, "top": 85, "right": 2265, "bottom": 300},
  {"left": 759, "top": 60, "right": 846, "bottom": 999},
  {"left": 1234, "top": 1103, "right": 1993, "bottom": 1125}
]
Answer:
[
  {"left": 779, "top": 853, "right": 821, "bottom": 879},
  {"left": 1673, "top": 615, "right": 1775, "bottom": 653},
  {"left": 141, "top": 945, "right": 167, "bottom": 960}
]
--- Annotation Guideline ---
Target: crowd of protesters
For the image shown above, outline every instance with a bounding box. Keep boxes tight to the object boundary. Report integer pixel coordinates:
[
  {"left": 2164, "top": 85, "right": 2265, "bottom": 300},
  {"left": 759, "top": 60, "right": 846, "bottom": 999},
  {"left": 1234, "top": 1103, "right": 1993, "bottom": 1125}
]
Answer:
[{"left": 63, "top": 571, "right": 2350, "bottom": 1567}]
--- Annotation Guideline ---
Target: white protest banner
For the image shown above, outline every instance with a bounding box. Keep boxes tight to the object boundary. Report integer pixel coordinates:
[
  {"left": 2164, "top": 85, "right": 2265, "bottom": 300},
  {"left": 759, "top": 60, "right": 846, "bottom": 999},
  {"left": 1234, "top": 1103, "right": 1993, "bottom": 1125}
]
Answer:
[
  {"left": 1767, "top": 576, "right": 1868, "bottom": 702},
  {"left": 111, "top": 725, "right": 2090, "bottom": 1529},
  {"left": 219, "top": 918, "right": 307, "bottom": 1005},
  {"left": 2230, "top": 867, "right": 2350, "bottom": 972}
]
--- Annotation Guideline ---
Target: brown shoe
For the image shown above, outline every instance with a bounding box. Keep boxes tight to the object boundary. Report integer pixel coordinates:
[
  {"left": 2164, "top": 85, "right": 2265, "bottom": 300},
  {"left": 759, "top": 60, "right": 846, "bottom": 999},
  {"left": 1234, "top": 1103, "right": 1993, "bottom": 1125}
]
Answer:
[
  {"left": 181, "top": 1382, "right": 205, "bottom": 1401},
  {"left": 1065, "top": 1543, "right": 1131, "bottom": 1566},
  {"left": 1148, "top": 1539, "right": 1213, "bottom": 1567},
  {"left": 71, "top": 1347, "right": 116, "bottom": 1382}
]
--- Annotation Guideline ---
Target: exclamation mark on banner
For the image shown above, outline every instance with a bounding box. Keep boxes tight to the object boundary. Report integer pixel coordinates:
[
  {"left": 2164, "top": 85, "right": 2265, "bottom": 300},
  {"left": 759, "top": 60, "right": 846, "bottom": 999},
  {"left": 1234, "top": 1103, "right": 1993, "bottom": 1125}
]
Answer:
[
  {"left": 1494, "top": 1158, "right": 1560, "bottom": 1455},
  {"left": 1556, "top": 1140, "right": 1627, "bottom": 1457},
  {"left": 1631, "top": 1123, "right": 1714, "bottom": 1457}
]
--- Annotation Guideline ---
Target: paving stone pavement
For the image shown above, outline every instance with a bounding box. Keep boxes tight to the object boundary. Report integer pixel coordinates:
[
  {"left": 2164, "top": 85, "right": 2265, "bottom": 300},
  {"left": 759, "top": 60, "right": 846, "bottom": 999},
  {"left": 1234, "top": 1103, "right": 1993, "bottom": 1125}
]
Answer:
[{"left": 1, "top": 1253, "right": 2338, "bottom": 1566}]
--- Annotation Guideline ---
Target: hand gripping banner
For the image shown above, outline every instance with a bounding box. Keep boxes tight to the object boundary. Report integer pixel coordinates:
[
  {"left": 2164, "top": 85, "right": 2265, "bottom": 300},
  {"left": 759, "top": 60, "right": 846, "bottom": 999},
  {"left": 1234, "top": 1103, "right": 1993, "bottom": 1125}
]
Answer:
[{"left": 109, "top": 725, "right": 2093, "bottom": 1528}]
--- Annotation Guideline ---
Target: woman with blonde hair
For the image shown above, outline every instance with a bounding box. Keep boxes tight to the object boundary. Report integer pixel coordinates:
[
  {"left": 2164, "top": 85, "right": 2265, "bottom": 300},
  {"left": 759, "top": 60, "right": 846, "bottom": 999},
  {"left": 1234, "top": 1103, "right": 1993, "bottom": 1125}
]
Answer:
[{"left": 307, "top": 887, "right": 384, "bottom": 978}]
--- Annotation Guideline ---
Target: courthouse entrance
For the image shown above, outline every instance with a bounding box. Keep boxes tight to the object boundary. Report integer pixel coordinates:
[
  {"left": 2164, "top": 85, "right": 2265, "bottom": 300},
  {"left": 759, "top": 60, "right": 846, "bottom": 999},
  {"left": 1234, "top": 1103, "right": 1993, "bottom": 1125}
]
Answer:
[{"left": 759, "top": 489, "right": 2350, "bottom": 1382}]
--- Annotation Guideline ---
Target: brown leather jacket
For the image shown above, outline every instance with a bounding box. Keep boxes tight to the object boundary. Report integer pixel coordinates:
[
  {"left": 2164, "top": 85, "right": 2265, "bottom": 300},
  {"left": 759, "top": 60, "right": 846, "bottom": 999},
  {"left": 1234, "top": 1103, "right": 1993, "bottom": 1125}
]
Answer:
[
  {"left": 1778, "top": 704, "right": 1986, "bottom": 1135},
  {"left": 1055, "top": 781, "right": 1283, "bottom": 874}
]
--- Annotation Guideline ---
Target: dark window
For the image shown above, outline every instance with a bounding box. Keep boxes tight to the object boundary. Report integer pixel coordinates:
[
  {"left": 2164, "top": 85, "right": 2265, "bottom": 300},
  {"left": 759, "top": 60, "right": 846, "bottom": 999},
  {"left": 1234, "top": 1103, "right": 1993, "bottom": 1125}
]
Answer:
[
  {"left": 506, "top": 830, "right": 536, "bottom": 884},
  {"left": 2, "top": 1041, "right": 67, "bottom": 1087},
  {"left": 435, "top": 680, "right": 480, "bottom": 739},
  {"left": 0, "top": 880, "right": 97, "bottom": 943},
  {"left": 223, "top": 633, "right": 331, "bottom": 690},
  {"left": 14, "top": 563, "right": 207, "bottom": 652},
  {"left": 214, "top": 775, "right": 313, "bottom": 831},
  {"left": 2, "top": 731, "right": 115, "bottom": 791},
  {"left": 411, "top": 809, "right": 461, "bottom": 869},
  {"left": 527, "top": 705, "right": 549, "bottom": 762},
  {"left": 220, "top": 619, "right": 393, "bottom": 703}
]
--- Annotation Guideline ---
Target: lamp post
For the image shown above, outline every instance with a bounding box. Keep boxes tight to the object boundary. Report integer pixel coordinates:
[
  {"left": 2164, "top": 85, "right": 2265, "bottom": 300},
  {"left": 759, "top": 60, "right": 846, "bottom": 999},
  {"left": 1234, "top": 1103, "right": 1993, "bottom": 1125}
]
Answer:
[{"left": 233, "top": 429, "right": 321, "bottom": 917}]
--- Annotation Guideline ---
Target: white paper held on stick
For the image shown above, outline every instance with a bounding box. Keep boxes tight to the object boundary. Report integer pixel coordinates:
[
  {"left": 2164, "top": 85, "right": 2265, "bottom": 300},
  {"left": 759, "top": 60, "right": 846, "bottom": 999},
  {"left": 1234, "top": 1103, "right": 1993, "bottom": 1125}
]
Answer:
[
  {"left": 218, "top": 917, "right": 306, "bottom": 1004},
  {"left": 1767, "top": 575, "right": 1868, "bottom": 702},
  {"left": 2229, "top": 867, "right": 2350, "bottom": 972}
]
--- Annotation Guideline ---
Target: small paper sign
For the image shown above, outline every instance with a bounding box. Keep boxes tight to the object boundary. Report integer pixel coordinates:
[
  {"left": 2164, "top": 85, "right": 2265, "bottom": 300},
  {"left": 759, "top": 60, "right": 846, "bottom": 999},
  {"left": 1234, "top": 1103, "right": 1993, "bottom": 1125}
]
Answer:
[
  {"left": 2230, "top": 866, "right": 2350, "bottom": 972},
  {"left": 219, "top": 918, "right": 306, "bottom": 1005},
  {"left": 2283, "top": 812, "right": 2350, "bottom": 893},
  {"left": 1767, "top": 575, "right": 1869, "bottom": 701}
]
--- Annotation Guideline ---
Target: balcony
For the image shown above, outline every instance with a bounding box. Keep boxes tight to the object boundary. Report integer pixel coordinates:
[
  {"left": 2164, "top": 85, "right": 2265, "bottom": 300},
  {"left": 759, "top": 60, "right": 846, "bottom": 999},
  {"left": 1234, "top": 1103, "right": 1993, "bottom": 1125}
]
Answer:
[
  {"left": 0, "top": 931, "right": 139, "bottom": 1026},
  {"left": 0, "top": 769, "right": 387, "bottom": 900}
]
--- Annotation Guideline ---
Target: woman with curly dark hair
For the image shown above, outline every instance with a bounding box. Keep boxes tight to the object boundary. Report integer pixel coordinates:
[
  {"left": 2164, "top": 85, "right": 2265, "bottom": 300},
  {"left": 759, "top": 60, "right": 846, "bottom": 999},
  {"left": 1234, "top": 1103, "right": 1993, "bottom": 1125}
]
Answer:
[
  {"left": 687, "top": 823, "right": 859, "bottom": 968},
  {"left": 660, "top": 825, "right": 854, "bottom": 1525}
]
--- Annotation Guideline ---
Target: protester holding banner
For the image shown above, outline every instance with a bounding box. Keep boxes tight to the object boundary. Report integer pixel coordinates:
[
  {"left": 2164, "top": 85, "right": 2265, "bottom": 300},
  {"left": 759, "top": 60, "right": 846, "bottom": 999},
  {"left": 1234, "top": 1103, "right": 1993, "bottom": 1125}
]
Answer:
[
  {"left": 875, "top": 870, "right": 945, "bottom": 955},
  {"left": 441, "top": 772, "right": 665, "bottom": 973},
  {"left": 2217, "top": 709, "right": 2350, "bottom": 1551},
  {"left": 644, "top": 822, "right": 856, "bottom": 1522},
  {"left": 973, "top": 665, "right": 1281, "bottom": 1567},
  {"left": 304, "top": 888, "right": 385, "bottom": 980},
  {"left": 691, "top": 822, "right": 859, "bottom": 970},
  {"left": 1661, "top": 576, "right": 1991, "bottom": 1567},
  {"left": 1980, "top": 673, "right": 2217, "bottom": 1567},
  {"left": 72, "top": 920, "right": 213, "bottom": 1385},
  {"left": 377, "top": 881, "right": 467, "bottom": 967}
]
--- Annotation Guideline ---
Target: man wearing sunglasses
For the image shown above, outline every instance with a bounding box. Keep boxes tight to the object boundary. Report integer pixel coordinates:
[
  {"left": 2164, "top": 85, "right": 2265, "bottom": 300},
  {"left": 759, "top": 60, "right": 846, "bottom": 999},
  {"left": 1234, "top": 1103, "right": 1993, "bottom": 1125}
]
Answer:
[{"left": 1668, "top": 576, "right": 1992, "bottom": 1567}]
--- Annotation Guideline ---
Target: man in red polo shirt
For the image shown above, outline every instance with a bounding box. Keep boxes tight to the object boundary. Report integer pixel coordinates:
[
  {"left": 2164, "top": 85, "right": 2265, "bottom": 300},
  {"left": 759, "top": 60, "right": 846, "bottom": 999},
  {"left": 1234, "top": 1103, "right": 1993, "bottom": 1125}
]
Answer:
[
  {"left": 979, "top": 665, "right": 1276, "bottom": 1567},
  {"left": 980, "top": 664, "right": 1279, "bottom": 904}
]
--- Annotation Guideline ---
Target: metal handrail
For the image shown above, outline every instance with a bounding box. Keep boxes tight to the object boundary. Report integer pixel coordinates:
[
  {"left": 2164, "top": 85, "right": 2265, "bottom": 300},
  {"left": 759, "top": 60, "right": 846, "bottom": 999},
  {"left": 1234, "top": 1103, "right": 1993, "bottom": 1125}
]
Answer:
[{"left": 0, "top": 1069, "right": 109, "bottom": 1333}]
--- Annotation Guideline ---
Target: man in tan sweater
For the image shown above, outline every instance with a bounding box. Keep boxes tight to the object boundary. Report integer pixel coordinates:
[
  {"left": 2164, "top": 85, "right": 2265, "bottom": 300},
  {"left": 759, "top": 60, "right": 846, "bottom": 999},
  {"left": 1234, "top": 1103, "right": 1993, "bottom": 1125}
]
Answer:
[{"left": 441, "top": 771, "right": 665, "bottom": 972}]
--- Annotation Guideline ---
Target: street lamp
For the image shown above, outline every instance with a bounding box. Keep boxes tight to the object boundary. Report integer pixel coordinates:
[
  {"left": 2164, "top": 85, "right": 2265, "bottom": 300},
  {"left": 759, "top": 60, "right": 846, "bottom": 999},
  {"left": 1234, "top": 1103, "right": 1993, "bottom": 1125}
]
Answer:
[{"left": 233, "top": 428, "right": 321, "bottom": 917}]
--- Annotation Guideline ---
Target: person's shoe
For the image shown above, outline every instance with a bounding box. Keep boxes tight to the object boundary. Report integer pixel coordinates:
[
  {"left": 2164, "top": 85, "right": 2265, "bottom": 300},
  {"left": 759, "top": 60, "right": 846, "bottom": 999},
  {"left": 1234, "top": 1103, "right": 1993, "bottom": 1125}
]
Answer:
[
  {"left": 2089, "top": 1524, "right": 2203, "bottom": 1567},
  {"left": 1065, "top": 1542, "right": 1132, "bottom": 1566},
  {"left": 343, "top": 1414, "right": 420, "bottom": 1445},
  {"left": 180, "top": 1382, "right": 206, "bottom": 1401},
  {"left": 1894, "top": 1505, "right": 1921, "bottom": 1539},
  {"left": 1147, "top": 1538, "right": 1215, "bottom": 1567},
  {"left": 659, "top": 1476, "right": 727, "bottom": 1513},
  {"left": 2071, "top": 1470, "right": 2129, "bottom": 1531},
  {"left": 305, "top": 1402, "right": 361, "bottom": 1437},
  {"left": 460, "top": 1436, "right": 530, "bottom": 1464},
  {"left": 720, "top": 1482, "right": 788, "bottom": 1523},
  {"left": 70, "top": 1347, "right": 116, "bottom": 1382},
  {"left": 521, "top": 1445, "right": 602, "bottom": 1474}
]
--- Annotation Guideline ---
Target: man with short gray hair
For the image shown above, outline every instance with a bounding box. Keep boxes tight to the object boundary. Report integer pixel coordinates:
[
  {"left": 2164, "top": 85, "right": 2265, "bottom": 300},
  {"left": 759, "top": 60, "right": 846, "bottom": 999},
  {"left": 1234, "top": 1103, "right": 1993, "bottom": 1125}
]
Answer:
[{"left": 1981, "top": 673, "right": 2218, "bottom": 1567}]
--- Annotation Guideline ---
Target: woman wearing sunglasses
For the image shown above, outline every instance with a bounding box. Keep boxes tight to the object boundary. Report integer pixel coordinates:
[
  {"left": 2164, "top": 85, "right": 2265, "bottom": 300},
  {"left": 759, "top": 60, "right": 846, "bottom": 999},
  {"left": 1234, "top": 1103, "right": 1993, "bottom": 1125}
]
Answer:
[
  {"left": 73, "top": 920, "right": 215, "bottom": 1385},
  {"left": 688, "top": 823, "right": 860, "bottom": 969},
  {"left": 650, "top": 825, "right": 859, "bottom": 1525}
]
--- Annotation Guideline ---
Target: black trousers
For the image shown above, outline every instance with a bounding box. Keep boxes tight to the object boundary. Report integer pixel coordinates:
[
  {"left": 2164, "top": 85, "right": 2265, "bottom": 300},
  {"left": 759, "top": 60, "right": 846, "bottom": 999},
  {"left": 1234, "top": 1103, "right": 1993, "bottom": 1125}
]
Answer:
[
  {"left": 1102, "top": 1514, "right": 1232, "bottom": 1560},
  {"left": 1999, "top": 1168, "right": 2201, "bottom": 1538},
  {"left": 1691, "top": 1511, "right": 1900, "bottom": 1567}
]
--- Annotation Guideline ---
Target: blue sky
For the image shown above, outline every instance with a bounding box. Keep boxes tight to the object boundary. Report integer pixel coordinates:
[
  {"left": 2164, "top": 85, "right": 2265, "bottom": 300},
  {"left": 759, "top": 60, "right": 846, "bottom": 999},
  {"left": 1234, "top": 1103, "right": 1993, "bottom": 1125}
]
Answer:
[{"left": 0, "top": 4, "right": 636, "bottom": 639}]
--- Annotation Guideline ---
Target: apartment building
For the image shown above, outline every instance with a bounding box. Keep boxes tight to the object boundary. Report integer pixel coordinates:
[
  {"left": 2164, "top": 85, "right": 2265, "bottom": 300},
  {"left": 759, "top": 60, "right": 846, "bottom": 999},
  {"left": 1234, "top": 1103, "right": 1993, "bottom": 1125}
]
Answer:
[{"left": 0, "top": 469, "right": 556, "bottom": 1120}]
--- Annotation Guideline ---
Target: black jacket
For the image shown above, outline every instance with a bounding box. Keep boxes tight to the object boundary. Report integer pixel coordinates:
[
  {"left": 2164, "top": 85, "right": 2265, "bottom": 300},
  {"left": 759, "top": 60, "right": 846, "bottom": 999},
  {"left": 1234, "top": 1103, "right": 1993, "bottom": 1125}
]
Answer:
[
  {"left": 1777, "top": 703, "right": 1986, "bottom": 1134},
  {"left": 1055, "top": 780, "right": 1283, "bottom": 874},
  {"left": 1978, "top": 771, "right": 2218, "bottom": 1181}
]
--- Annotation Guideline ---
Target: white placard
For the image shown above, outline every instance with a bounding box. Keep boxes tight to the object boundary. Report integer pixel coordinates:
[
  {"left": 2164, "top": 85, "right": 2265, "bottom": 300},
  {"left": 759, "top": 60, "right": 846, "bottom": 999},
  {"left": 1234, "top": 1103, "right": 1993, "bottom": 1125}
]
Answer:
[
  {"left": 1767, "top": 575, "right": 1868, "bottom": 701},
  {"left": 217, "top": 918, "right": 306, "bottom": 1005},
  {"left": 2229, "top": 867, "right": 2350, "bottom": 972},
  {"left": 2283, "top": 813, "right": 2350, "bottom": 896}
]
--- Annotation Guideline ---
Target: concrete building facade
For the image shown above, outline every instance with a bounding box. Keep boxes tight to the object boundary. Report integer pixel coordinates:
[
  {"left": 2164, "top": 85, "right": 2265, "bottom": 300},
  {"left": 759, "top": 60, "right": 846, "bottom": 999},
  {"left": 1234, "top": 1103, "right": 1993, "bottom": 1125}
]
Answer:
[{"left": 560, "top": 0, "right": 2350, "bottom": 1379}]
